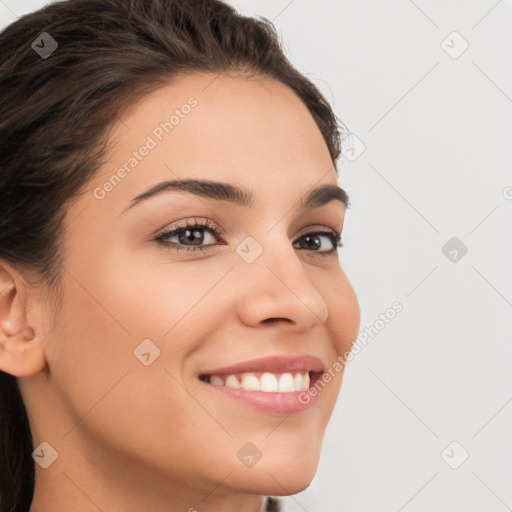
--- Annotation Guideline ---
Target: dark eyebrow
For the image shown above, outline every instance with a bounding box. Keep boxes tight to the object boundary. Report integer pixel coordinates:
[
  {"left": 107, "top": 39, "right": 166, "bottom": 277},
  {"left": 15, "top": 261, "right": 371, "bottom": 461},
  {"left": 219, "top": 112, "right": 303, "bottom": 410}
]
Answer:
[{"left": 122, "top": 178, "right": 349, "bottom": 213}]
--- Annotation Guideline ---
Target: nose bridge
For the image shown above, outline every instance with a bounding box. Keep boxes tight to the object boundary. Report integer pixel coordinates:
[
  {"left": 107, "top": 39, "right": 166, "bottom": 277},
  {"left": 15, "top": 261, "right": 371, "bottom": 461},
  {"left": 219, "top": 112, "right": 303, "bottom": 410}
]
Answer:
[{"left": 234, "top": 229, "right": 329, "bottom": 328}]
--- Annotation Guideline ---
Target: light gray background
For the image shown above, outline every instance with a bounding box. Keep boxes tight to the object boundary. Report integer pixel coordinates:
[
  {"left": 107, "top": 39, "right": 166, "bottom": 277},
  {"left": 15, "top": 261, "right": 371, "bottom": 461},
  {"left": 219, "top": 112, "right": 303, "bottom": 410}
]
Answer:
[{"left": 1, "top": 1, "right": 511, "bottom": 511}]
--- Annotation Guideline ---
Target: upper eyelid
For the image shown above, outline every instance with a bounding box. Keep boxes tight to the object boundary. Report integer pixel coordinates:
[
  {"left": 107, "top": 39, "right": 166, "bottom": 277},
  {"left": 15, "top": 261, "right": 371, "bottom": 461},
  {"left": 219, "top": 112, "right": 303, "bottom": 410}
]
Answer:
[
  {"left": 155, "top": 218, "right": 224, "bottom": 237},
  {"left": 155, "top": 221, "right": 341, "bottom": 249},
  {"left": 156, "top": 220, "right": 340, "bottom": 238}
]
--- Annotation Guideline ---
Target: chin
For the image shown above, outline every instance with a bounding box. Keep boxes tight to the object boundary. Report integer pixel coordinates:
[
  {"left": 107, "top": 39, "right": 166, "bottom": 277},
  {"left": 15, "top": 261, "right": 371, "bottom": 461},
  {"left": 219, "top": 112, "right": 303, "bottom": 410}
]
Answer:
[
  {"left": 273, "top": 469, "right": 318, "bottom": 496},
  {"left": 273, "top": 451, "right": 320, "bottom": 494},
  {"left": 229, "top": 448, "right": 321, "bottom": 497},
  {"left": 241, "top": 467, "right": 318, "bottom": 497}
]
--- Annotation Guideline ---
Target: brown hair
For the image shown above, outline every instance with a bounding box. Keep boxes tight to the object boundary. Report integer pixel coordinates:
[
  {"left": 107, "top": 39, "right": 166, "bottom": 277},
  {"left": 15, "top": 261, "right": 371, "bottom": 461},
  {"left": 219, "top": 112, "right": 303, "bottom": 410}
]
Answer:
[{"left": 0, "top": 0, "right": 345, "bottom": 509}]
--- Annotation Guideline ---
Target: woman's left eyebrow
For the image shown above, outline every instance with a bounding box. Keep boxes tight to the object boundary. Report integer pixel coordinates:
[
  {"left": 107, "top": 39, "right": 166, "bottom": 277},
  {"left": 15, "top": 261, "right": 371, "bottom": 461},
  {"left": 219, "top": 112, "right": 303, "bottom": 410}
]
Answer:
[{"left": 121, "top": 178, "right": 349, "bottom": 213}]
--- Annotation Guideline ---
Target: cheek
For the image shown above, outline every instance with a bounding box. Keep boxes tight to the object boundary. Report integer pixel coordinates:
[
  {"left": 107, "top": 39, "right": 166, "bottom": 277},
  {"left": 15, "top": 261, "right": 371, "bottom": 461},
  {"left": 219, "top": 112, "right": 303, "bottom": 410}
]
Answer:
[
  {"left": 321, "top": 269, "right": 361, "bottom": 355},
  {"left": 95, "top": 245, "right": 235, "bottom": 339},
  {"left": 48, "top": 266, "right": 219, "bottom": 472}
]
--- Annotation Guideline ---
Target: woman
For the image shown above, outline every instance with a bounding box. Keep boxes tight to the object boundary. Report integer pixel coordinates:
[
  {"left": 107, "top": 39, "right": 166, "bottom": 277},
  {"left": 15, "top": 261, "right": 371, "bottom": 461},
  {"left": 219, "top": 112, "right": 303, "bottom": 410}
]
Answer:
[{"left": 0, "top": 0, "right": 361, "bottom": 510}]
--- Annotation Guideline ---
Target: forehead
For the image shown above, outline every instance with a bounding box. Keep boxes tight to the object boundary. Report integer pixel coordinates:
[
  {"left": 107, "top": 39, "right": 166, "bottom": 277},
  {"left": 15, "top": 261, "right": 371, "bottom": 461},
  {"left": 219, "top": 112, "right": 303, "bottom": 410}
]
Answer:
[{"left": 86, "top": 72, "right": 339, "bottom": 213}]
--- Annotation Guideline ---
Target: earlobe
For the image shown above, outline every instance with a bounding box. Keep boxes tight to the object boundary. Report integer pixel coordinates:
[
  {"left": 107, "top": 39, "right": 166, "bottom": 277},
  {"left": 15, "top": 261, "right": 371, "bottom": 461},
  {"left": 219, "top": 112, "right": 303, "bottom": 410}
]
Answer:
[
  {"left": 0, "top": 264, "right": 47, "bottom": 378},
  {"left": 0, "top": 333, "right": 47, "bottom": 377}
]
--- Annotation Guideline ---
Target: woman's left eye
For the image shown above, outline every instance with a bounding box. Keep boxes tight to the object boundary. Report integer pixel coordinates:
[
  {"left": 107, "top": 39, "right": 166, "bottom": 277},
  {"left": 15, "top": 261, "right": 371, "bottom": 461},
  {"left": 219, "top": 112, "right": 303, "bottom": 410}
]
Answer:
[
  {"left": 292, "top": 231, "right": 343, "bottom": 254},
  {"left": 154, "top": 219, "right": 343, "bottom": 255}
]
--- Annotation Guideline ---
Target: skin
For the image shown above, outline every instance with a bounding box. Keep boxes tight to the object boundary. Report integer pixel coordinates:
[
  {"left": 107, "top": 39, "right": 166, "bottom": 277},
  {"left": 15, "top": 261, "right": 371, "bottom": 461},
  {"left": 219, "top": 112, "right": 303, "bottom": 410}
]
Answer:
[{"left": 0, "top": 72, "right": 360, "bottom": 512}]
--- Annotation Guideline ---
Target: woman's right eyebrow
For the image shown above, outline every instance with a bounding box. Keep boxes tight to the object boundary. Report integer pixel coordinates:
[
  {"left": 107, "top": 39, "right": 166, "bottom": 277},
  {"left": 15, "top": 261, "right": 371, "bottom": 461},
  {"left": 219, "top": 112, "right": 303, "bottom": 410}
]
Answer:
[{"left": 121, "top": 178, "right": 349, "bottom": 214}]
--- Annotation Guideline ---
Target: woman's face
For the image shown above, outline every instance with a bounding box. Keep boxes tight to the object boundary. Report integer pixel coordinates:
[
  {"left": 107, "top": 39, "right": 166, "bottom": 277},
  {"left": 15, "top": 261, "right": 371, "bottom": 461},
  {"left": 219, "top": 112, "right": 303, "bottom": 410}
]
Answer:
[{"left": 20, "top": 72, "right": 360, "bottom": 508}]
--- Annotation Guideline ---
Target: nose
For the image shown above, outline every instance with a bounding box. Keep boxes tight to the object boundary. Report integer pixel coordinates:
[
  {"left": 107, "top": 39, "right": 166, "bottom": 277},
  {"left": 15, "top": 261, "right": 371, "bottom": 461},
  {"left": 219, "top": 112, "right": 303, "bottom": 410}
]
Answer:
[{"left": 234, "top": 235, "right": 329, "bottom": 332}]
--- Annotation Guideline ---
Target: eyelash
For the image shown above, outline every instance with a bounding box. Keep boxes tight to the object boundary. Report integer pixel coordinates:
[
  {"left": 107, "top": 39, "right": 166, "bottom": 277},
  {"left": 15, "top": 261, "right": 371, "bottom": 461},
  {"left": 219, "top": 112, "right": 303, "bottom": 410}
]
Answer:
[{"left": 154, "top": 218, "right": 343, "bottom": 256}]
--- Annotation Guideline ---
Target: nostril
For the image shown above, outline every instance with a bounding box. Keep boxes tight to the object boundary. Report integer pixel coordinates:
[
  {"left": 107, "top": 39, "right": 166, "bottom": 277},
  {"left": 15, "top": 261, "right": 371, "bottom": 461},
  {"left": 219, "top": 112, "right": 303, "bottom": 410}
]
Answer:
[{"left": 262, "top": 318, "right": 294, "bottom": 325}]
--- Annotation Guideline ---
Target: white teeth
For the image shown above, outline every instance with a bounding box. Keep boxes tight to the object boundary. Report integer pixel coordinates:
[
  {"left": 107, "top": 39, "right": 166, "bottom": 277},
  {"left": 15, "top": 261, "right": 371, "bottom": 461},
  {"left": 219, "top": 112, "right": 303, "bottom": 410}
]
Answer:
[
  {"left": 225, "top": 375, "right": 241, "bottom": 389},
  {"left": 241, "top": 373, "right": 260, "bottom": 391},
  {"left": 278, "top": 373, "right": 295, "bottom": 392},
  {"left": 205, "top": 371, "right": 311, "bottom": 393},
  {"left": 209, "top": 375, "right": 224, "bottom": 387},
  {"left": 294, "top": 373, "right": 302, "bottom": 390},
  {"left": 260, "top": 372, "right": 278, "bottom": 392},
  {"left": 302, "top": 372, "right": 310, "bottom": 390}
]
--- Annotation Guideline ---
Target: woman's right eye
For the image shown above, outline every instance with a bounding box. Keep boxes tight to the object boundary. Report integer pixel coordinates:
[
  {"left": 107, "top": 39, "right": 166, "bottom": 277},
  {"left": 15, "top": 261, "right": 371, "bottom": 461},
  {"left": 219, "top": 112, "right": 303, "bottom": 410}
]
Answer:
[{"left": 154, "top": 218, "right": 224, "bottom": 253}]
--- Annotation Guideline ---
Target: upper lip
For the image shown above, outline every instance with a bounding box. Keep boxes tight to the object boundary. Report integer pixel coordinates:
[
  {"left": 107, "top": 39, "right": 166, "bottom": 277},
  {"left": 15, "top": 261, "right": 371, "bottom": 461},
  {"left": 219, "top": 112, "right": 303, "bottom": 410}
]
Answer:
[{"left": 198, "top": 355, "right": 325, "bottom": 376}]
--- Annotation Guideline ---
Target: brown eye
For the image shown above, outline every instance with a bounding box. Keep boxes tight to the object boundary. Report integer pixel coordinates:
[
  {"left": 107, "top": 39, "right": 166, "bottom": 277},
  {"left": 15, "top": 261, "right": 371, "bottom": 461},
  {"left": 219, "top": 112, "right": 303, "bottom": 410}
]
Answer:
[
  {"left": 155, "top": 218, "right": 225, "bottom": 253},
  {"left": 293, "top": 231, "right": 343, "bottom": 254}
]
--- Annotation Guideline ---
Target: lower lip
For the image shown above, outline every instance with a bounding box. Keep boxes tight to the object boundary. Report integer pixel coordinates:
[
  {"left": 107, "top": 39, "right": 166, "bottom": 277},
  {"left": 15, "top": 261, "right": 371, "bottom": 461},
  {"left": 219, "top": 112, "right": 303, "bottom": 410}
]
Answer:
[{"left": 197, "top": 374, "right": 321, "bottom": 415}]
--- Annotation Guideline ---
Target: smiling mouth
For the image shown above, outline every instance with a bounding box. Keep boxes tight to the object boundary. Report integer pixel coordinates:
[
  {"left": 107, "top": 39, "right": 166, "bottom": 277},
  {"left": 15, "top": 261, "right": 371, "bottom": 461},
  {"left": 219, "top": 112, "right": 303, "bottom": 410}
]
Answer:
[{"left": 198, "top": 370, "right": 322, "bottom": 393}]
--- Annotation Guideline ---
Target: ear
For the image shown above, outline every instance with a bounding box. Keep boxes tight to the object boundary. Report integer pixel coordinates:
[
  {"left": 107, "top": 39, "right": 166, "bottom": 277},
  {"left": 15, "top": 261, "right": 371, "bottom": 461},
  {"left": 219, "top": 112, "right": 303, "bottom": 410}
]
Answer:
[{"left": 0, "top": 262, "right": 47, "bottom": 377}]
